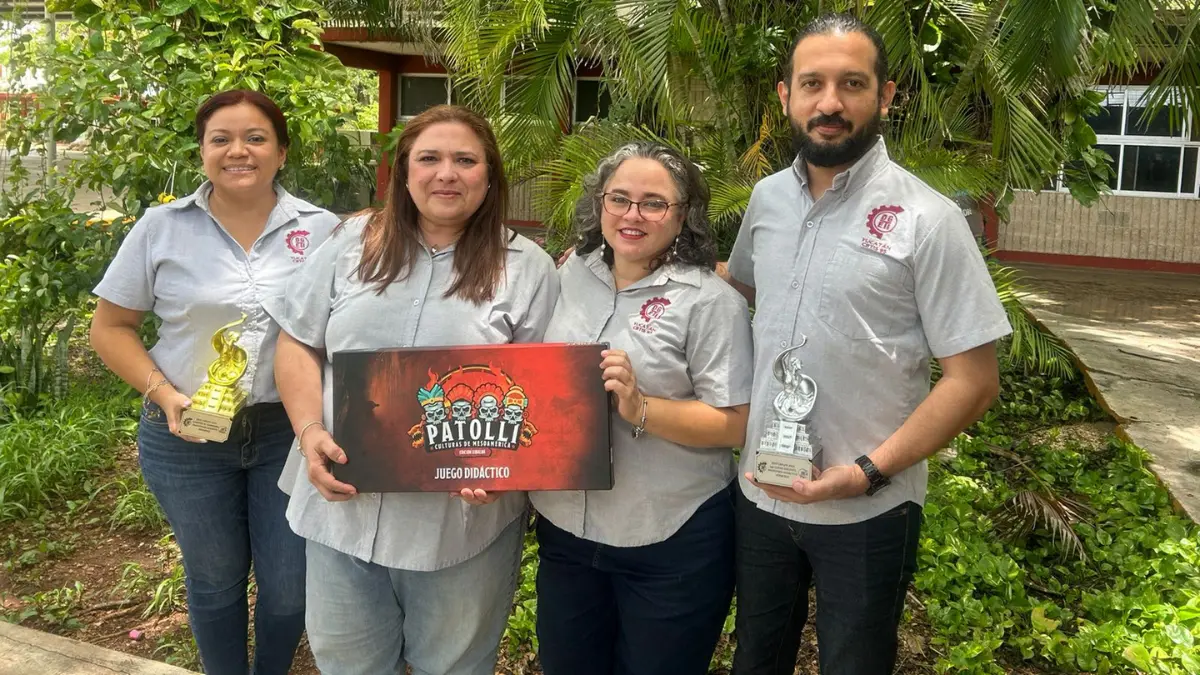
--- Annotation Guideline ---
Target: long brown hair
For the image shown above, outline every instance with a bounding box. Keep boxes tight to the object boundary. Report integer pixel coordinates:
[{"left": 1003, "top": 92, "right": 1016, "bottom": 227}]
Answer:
[{"left": 356, "top": 105, "right": 509, "bottom": 303}]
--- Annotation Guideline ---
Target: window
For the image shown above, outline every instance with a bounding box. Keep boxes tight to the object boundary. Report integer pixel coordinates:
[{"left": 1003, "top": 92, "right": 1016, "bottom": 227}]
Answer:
[
  {"left": 398, "top": 74, "right": 451, "bottom": 118},
  {"left": 1080, "top": 87, "right": 1199, "bottom": 197},
  {"left": 574, "top": 79, "right": 611, "bottom": 124}
]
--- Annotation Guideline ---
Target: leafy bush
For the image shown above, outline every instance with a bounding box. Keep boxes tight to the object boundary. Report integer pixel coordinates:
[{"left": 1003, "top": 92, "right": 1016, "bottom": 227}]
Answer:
[
  {"left": 916, "top": 356, "right": 1200, "bottom": 673},
  {"left": 3, "top": 0, "right": 375, "bottom": 215},
  {"left": 0, "top": 376, "right": 135, "bottom": 521},
  {"left": 0, "top": 194, "right": 126, "bottom": 413}
]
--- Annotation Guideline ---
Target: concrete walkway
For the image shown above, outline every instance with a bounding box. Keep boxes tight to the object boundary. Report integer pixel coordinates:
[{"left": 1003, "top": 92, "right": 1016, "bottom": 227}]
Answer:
[
  {"left": 1013, "top": 264, "right": 1200, "bottom": 521},
  {"left": 0, "top": 621, "right": 195, "bottom": 674}
]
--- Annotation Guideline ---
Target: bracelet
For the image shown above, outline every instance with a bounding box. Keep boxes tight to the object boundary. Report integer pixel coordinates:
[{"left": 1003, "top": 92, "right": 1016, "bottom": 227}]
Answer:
[
  {"left": 144, "top": 367, "right": 162, "bottom": 391},
  {"left": 631, "top": 395, "right": 648, "bottom": 439},
  {"left": 143, "top": 378, "right": 170, "bottom": 404},
  {"left": 297, "top": 421, "right": 326, "bottom": 455}
]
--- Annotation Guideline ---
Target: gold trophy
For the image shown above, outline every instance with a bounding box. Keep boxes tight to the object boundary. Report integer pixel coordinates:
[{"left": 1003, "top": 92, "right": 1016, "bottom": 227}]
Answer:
[{"left": 179, "top": 314, "right": 249, "bottom": 442}]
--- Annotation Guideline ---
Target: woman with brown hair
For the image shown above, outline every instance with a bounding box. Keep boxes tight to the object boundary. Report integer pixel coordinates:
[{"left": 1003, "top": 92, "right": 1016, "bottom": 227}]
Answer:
[
  {"left": 270, "top": 105, "right": 558, "bottom": 675},
  {"left": 90, "top": 89, "right": 338, "bottom": 675}
]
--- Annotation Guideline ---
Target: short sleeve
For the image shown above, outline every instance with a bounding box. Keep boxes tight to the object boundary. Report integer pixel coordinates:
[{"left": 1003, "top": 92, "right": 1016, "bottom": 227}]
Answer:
[
  {"left": 511, "top": 248, "right": 561, "bottom": 343},
  {"left": 93, "top": 217, "right": 156, "bottom": 311},
  {"left": 727, "top": 189, "right": 758, "bottom": 289},
  {"left": 267, "top": 225, "right": 350, "bottom": 350},
  {"left": 685, "top": 283, "right": 754, "bottom": 408},
  {"left": 914, "top": 212, "right": 1012, "bottom": 358}
]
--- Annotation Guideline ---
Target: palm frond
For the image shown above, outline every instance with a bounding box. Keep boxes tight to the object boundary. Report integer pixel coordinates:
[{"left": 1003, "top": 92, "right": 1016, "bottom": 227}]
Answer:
[
  {"left": 994, "top": 489, "right": 1093, "bottom": 562},
  {"left": 988, "top": 260, "right": 1080, "bottom": 380},
  {"left": 707, "top": 175, "right": 755, "bottom": 230},
  {"left": 532, "top": 122, "right": 672, "bottom": 239}
]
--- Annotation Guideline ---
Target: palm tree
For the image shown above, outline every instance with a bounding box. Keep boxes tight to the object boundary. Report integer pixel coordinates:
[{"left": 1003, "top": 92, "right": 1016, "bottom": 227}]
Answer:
[
  {"left": 330, "top": 0, "right": 1195, "bottom": 226},
  {"left": 326, "top": 0, "right": 1195, "bottom": 377}
]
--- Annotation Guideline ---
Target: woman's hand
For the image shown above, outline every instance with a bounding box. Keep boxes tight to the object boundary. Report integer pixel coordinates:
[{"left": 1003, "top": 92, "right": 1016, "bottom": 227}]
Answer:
[
  {"left": 151, "top": 387, "right": 207, "bottom": 444},
  {"left": 601, "top": 349, "right": 645, "bottom": 426},
  {"left": 301, "top": 429, "right": 358, "bottom": 502},
  {"left": 452, "top": 488, "right": 504, "bottom": 506}
]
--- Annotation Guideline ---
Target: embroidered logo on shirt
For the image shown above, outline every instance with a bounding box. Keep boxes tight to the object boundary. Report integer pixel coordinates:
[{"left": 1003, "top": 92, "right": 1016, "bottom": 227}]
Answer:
[
  {"left": 285, "top": 229, "right": 311, "bottom": 262},
  {"left": 407, "top": 366, "right": 538, "bottom": 458},
  {"left": 632, "top": 296, "right": 671, "bottom": 334},
  {"left": 862, "top": 205, "right": 904, "bottom": 255}
]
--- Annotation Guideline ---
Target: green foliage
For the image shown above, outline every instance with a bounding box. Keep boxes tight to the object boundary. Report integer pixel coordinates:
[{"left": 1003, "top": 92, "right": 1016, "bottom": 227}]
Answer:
[
  {"left": 2, "top": 0, "right": 375, "bottom": 214},
  {"left": 155, "top": 624, "right": 202, "bottom": 670},
  {"left": 2, "top": 532, "right": 77, "bottom": 573},
  {"left": 2, "top": 582, "right": 85, "bottom": 631},
  {"left": 0, "top": 194, "right": 126, "bottom": 414},
  {"left": 145, "top": 563, "right": 187, "bottom": 618},
  {"left": 917, "top": 357, "right": 1200, "bottom": 673},
  {"left": 502, "top": 524, "right": 540, "bottom": 668},
  {"left": 0, "top": 376, "right": 135, "bottom": 521},
  {"left": 106, "top": 472, "right": 168, "bottom": 532},
  {"left": 367, "top": 0, "right": 1200, "bottom": 237}
]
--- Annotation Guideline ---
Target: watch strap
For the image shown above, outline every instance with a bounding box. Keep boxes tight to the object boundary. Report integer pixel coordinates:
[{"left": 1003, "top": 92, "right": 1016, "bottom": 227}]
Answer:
[{"left": 854, "top": 455, "right": 890, "bottom": 496}]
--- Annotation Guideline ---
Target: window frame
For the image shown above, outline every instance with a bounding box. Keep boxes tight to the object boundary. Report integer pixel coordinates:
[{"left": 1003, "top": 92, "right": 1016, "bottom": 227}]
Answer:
[
  {"left": 572, "top": 76, "right": 610, "bottom": 125},
  {"left": 396, "top": 73, "right": 452, "bottom": 121},
  {"left": 1049, "top": 85, "right": 1200, "bottom": 199}
]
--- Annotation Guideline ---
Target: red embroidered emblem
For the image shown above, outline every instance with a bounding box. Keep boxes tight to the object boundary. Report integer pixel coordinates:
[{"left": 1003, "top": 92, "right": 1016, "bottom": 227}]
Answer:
[
  {"left": 633, "top": 297, "right": 671, "bottom": 334},
  {"left": 640, "top": 297, "right": 671, "bottom": 322},
  {"left": 285, "top": 229, "right": 311, "bottom": 256},
  {"left": 866, "top": 206, "right": 904, "bottom": 239}
]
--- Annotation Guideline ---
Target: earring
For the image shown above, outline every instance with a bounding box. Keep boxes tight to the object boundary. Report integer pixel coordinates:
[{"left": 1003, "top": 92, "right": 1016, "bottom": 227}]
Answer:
[
  {"left": 600, "top": 239, "right": 606, "bottom": 254},
  {"left": 672, "top": 235, "right": 680, "bottom": 257}
]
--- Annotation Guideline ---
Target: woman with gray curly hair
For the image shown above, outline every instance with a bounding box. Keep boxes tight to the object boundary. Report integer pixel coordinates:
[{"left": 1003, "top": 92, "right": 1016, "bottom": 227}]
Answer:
[{"left": 529, "top": 141, "right": 754, "bottom": 674}]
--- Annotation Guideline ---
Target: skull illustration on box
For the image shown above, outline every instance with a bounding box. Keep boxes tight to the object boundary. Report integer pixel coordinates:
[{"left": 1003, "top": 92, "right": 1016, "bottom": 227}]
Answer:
[
  {"left": 474, "top": 383, "right": 504, "bottom": 422},
  {"left": 502, "top": 386, "right": 527, "bottom": 425},
  {"left": 417, "top": 383, "right": 448, "bottom": 424},
  {"left": 447, "top": 384, "right": 475, "bottom": 421}
]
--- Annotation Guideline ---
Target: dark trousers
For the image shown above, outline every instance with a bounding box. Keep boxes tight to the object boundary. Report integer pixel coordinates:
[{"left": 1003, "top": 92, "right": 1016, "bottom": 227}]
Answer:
[
  {"left": 138, "top": 401, "right": 306, "bottom": 675},
  {"left": 732, "top": 488, "right": 922, "bottom": 675},
  {"left": 535, "top": 484, "right": 736, "bottom": 675}
]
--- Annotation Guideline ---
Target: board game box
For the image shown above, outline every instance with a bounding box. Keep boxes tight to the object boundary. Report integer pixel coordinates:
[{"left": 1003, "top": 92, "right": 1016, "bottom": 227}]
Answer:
[{"left": 330, "top": 343, "right": 612, "bottom": 492}]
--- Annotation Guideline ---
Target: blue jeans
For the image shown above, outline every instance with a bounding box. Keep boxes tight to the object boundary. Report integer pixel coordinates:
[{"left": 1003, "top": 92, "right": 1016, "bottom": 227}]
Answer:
[
  {"left": 731, "top": 488, "right": 922, "bottom": 675},
  {"left": 303, "top": 515, "right": 524, "bottom": 675},
  {"left": 535, "top": 484, "right": 736, "bottom": 675},
  {"left": 138, "top": 401, "right": 306, "bottom": 675}
]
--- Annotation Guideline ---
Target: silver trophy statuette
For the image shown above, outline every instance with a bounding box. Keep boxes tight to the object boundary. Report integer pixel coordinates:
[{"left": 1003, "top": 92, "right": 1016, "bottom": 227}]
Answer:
[{"left": 753, "top": 342, "right": 824, "bottom": 487}]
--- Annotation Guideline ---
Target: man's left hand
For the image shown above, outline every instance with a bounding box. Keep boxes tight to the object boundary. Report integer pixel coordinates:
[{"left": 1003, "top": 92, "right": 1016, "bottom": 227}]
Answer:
[{"left": 745, "top": 463, "right": 870, "bottom": 504}]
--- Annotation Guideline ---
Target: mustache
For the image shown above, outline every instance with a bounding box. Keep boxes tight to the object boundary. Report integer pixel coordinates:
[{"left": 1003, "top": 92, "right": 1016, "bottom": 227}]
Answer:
[{"left": 807, "top": 115, "right": 851, "bottom": 131}]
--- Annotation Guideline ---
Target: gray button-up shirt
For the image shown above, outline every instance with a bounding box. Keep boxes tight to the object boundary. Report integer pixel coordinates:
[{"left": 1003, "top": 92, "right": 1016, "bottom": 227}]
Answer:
[
  {"left": 529, "top": 251, "right": 753, "bottom": 547},
  {"left": 93, "top": 182, "right": 339, "bottom": 404},
  {"left": 728, "top": 138, "right": 1011, "bottom": 526},
  {"left": 268, "top": 216, "right": 559, "bottom": 571}
]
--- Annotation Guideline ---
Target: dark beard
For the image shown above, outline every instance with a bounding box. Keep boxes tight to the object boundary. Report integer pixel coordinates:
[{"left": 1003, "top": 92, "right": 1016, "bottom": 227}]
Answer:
[{"left": 790, "top": 110, "right": 882, "bottom": 168}]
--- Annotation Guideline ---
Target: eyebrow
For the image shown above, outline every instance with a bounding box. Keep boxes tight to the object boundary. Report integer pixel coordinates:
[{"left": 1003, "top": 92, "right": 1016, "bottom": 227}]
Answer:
[
  {"left": 795, "top": 70, "right": 873, "bottom": 82},
  {"left": 207, "top": 127, "right": 270, "bottom": 135},
  {"left": 414, "top": 149, "right": 481, "bottom": 158},
  {"left": 610, "top": 188, "right": 672, "bottom": 200}
]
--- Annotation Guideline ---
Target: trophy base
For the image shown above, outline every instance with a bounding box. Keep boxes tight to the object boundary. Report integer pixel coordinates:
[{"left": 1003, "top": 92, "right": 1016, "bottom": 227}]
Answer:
[
  {"left": 178, "top": 408, "right": 236, "bottom": 442},
  {"left": 753, "top": 450, "right": 816, "bottom": 487}
]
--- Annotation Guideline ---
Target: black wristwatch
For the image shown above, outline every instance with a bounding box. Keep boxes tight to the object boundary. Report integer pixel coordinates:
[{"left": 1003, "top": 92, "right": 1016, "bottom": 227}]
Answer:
[{"left": 854, "top": 455, "right": 890, "bottom": 496}]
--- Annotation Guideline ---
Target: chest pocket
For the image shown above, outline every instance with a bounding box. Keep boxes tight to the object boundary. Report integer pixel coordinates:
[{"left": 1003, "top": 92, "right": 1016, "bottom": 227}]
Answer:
[{"left": 817, "top": 247, "right": 914, "bottom": 340}]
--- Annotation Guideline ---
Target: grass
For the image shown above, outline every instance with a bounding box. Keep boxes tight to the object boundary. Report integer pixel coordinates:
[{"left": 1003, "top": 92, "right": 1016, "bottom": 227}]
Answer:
[
  {"left": 0, "top": 376, "right": 136, "bottom": 523},
  {"left": 106, "top": 472, "right": 168, "bottom": 532}
]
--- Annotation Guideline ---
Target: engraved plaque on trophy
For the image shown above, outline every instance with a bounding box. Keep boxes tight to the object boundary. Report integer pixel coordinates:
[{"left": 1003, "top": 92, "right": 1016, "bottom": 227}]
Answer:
[
  {"left": 752, "top": 342, "right": 824, "bottom": 488},
  {"left": 178, "top": 314, "right": 249, "bottom": 442}
]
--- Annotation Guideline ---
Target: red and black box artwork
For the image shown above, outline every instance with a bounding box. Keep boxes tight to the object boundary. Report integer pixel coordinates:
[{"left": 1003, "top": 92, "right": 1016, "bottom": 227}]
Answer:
[{"left": 330, "top": 343, "right": 613, "bottom": 492}]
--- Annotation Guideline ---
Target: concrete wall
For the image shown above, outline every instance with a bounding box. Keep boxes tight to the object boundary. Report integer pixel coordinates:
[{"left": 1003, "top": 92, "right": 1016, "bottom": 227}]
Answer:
[{"left": 1001, "top": 191, "right": 1200, "bottom": 264}]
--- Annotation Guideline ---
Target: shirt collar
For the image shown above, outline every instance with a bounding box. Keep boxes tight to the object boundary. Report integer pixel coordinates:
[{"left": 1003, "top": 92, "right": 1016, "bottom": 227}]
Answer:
[
  {"left": 791, "top": 135, "right": 890, "bottom": 198},
  {"left": 581, "top": 248, "right": 706, "bottom": 291},
  {"left": 166, "top": 182, "right": 321, "bottom": 217},
  {"left": 165, "top": 182, "right": 323, "bottom": 236}
]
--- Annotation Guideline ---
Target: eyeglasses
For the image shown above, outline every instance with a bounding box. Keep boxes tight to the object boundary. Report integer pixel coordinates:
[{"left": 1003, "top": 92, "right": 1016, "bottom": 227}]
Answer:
[{"left": 602, "top": 193, "right": 685, "bottom": 222}]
